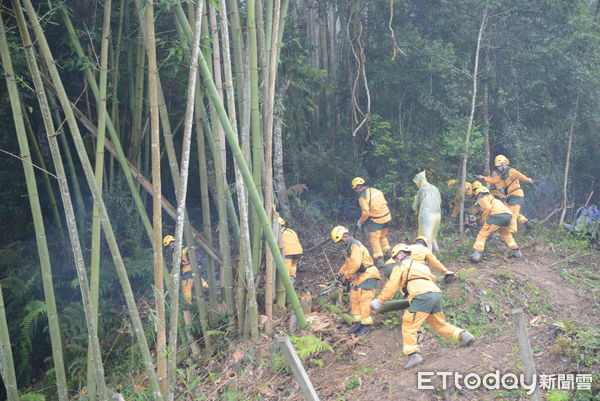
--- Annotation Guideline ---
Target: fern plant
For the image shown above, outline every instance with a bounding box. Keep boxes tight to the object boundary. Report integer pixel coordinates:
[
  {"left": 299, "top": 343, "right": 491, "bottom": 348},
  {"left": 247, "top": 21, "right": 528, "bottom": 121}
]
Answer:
[{"left": 290, "top": 335, "right": 333, "bottom": 361}]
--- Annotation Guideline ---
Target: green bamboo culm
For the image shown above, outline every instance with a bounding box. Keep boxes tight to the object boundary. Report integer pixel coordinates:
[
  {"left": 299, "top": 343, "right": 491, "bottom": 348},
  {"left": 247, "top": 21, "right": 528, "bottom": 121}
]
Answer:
[
  {"left": 19, "top": 0, "right": 163, "bottom": 398},
  {"left": 88, "top": 0, "right": 112, "bottom": 397},
  {"left": 0, "top": 10, "right": 70, "bottom": 401},
  {"left": 174, "top": 3, "right": 309, "bottom": 329},
  {"left": 59, "top": 6, "right": 154, "bottom": 241},
  {"left": 0, "top": 282, "right": 18, "bottom": 400},
  {"left": 21, "top": 106, "right": 65, "bottom": 238}
]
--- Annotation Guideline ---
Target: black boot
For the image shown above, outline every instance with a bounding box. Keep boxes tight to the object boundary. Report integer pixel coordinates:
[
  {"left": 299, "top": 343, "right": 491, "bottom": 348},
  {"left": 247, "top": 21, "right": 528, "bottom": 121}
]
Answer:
[
  {"left": 353, "top": 324, "right": 370, "bottom": 336},
  {"left": 346, "top": 322, "right": 361, "bottom": 334}
]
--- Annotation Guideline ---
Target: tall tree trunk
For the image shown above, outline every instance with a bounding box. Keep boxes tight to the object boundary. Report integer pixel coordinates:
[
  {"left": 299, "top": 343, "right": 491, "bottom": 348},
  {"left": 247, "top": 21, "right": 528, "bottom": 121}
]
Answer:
[
  {"left": 20, "top": 1, "right": 163, "bottom": 397},
  {"left": 459, "top": 9, "right": 487, "bottom": 238},
  {"left": 559, "top": 95, "right": 579, "bottom": 226},
  {"left": 1, "top": 11, "right": 69, "bottom": 401},
  {"left": 273, "top": 77, "right": 292, "bottom": 217},
  {"left": 482, "top": 44, "right": 491, "bottom": 177},
  {"left": 88, "top": 0, "right": 112, "bottom": 397}
]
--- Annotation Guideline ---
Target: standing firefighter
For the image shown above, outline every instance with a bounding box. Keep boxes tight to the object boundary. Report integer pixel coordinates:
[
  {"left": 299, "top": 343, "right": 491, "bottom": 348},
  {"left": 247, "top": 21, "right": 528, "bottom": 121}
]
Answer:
[
  {"left": 163, "top": 235, "right": 208, "bottom": 305},
  {"left": 352, "top": 177, "right": 392, "bottom": 267},
  {"left": 371, "top": 244, "right": 475, "bottom": 369},
  {"left": 278, "top": 217, "right": 303, "bottom": 285},
  {"left": 412, "top": 171, "right": 441, "bottom": 251},
  {"left": 332, "top": 225, "right": 381, "bottom": 336},
  {"left": 477, "top": 155, "right": 534, "bottom": 232},
  {"left": 470, "top": 187, "right": 522, "bottom": 262}
]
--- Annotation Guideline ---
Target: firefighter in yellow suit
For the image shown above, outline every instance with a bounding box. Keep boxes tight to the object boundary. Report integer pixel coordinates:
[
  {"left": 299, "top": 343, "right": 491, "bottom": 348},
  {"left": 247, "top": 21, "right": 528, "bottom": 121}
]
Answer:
[
  {"left": 278, "top": 217, "right": 303, "bottom": 285},
  {"left": 163, "top": 235, "right": 208, "bottom": 305},
  {"left": 352, "top": 177, "right": 392, "bottom": 267},
  {"left": 447, "top": 180, "right": 473, "bottom": 218},
  {"left": 477, "top": 155, "right": 534, "bottom": 232},
  {"left": 371, "top": 243, "right": 475, "bottom": 369},
  {"left": 332, "top": 225, "right": 381, "bottom": 336},
  {"left": 470, "top": 186, "right": 522, "bottom": 262}
]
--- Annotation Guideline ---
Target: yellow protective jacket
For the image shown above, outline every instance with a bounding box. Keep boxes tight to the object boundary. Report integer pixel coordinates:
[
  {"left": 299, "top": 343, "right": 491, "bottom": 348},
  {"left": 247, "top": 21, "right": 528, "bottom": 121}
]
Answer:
[
  {"left": 377, "top": 258, "right": 440, "bottom": 303},
  {"left": 477, "top": 194, "right": 512, "bottom": 223},
  {"left": 180, "top": 248, "right": 209, "bottom": 288},
  {"left": 339, "top": 238, "right": 374, "bottom": 280},
  {"left": 483, "top": 167, "right": 531, "bottom": 198},
  {"left": 358, "top": 187, "right": 391, "bottom": 224},
  {"left": 408, "top": 244, "right": 448, "bottom": 274},
  {"left": 280, "top": 228, "right": 303, "bottom": 256}
]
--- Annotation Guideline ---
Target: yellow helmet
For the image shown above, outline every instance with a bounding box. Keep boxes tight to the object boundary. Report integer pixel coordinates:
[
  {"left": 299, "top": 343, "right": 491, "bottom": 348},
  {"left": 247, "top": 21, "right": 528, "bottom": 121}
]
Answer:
[
  {"left": 351, "top": 177, "right": 366, "bottom": 189},
  {"left": 447, "top": 179, "right": 458, "bottom": 188},
  {"left": 279, "top": 217, "right": 285, "bottom": 226},
  {"left": 391, "top": 243, "right": 411, "bottom": 258},
  {"left": 471, "top": 180, "right": 483, "bottom": 189},
  {"left": 331, "top": 225, "right": 349, "bottom": 243},
  {"left": 163, "top": 235, "right": 175, "bottom": 247},
  {"left": 474, "top": 186, "right": 490, "bottom": 196},
  {"left": 414, "top": 235, "right": 429, "bottom": 247},
  {"left": 494, "top": 155, "right": 510, "bottom": 166}
]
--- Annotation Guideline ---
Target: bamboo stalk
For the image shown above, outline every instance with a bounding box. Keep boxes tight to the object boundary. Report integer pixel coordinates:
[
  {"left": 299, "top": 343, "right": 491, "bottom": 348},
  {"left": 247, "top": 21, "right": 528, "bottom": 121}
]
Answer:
[
  {"left": 131, "top": 0, "right": 167, "bottom": 397},
  {"left": 175, "top": 4, "right": 308, "bottom": 329},
  {"left": 247, "top": 0, "right": 264, "bottom": 278},
  {"left": 20, "top": 0, "right": 163, "bottom": 397},
  {"left": 220, "top": 0, "right": 259, "bottom": 339},
  {"left": 21, "top": 106, "right": 65, "bottom": 237},
  {"left": 87, "top": 0, "right": 112, "bottom": 396},
  {"left": 9, "top": 4, "right": 108, "bottom": 399},
  {"left": 0, "top": 282, "right": 18, "bottom": 401},
  {"left": 1, "top": 10, "right": 69, "bottom": 401},
  {"left": 60, "top": 7, "right": 153, "bottom": 240}
]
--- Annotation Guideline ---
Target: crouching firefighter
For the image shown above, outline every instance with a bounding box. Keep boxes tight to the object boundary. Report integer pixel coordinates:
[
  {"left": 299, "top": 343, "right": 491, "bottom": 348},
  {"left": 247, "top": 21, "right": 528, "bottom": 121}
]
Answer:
[
  {"left": 163, "top": 235, "right": 208, "bottom": 305},
  {"left": 371, "top": 243, "right": 475, "bottom": 369},
  {"left": 331, "top": 225, "right": 381, "bottom": 336}
]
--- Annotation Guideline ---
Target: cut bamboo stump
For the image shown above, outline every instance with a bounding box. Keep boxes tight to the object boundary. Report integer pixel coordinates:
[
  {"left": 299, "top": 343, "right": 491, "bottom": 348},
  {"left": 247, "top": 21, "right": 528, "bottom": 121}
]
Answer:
[
  {"left": 276, "top": 336, "right": 320, "bottom": 401},
  {"left": 511, "top": 308, "right": 541, "bottom": 401},
  {"left": 301, "top": 293, "right": 313, "bottom": 314}
]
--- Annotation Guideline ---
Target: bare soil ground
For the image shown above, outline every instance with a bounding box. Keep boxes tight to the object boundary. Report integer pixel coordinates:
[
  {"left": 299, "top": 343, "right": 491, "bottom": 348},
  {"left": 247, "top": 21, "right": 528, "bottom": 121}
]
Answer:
[{"left": 173, "top": 227, "right": 600, "bottom": 401}]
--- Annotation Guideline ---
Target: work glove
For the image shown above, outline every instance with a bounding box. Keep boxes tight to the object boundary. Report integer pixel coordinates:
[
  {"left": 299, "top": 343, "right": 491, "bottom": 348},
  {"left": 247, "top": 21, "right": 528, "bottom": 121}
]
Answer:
[
  {"left": 444, "top": 272, "right": 456, "bottom": 284},
  {"left": 356, "top": 221, "right": 362, "bottom": 229},
  {"left": 370, "top": 298, "right": 382, "bottom": 310}
]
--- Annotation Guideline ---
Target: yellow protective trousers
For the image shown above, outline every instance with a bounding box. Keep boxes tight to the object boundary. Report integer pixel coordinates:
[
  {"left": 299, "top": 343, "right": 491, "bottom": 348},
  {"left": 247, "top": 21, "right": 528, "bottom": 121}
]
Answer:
[
  {"left": 507, "top": 204, "right": 521, "bottom": 233},
  {"left": 284, "top": 257, "right": 298, "bottom": 277},
  {"left": 402, "top": 309, "right": 463, "bottom": 355},
  {"left": 369, "top": 222, "right": 390, "bottom": 258},
  {"left": 182, "top": 278, "right": 193, "bottom": 304},
  {"left": 350, "top": 288, "right": 376, "bottom": 325},
  {"left": 473, "top": 223, "right": 518, "bottom": 251}
]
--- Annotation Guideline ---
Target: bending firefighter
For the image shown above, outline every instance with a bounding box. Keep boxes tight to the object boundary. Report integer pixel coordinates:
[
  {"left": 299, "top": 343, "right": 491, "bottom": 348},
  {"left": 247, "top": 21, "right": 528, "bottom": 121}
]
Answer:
[
  {"left": 279, "top": 217, "right": 303, "bottom": 285},
  {"left": 332, "top": 225, "right": 381, "bottom": 336},
  {"left": 163, "top": 235, "right": 208, "bottom": 305},
  {"left": 352, "top": 177, "right": 392, "bottom": 267},
  {"left": 371, "top": 244, "right": 475, "bottom": 369},
  {"left": 410, "top": 236, "right": 455, "bottom": 282},
  {"left": 470, "top": 187, "right": 522, "bottom": 262},
  {"left": 477, "top": 155, "right": 533, "bottom": 232},
  {"left": 447, "top": 180, "right": 473, "bottom": 219}
]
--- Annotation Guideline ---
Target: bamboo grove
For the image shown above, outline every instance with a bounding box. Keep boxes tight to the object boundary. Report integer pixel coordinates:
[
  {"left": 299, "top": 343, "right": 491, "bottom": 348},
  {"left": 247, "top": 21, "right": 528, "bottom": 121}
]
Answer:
[{"left": 0, "top": 0, "right": 599, "bottom": 399}]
